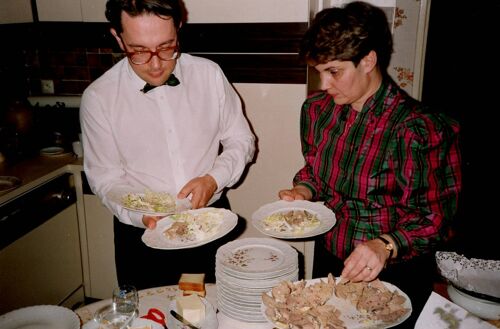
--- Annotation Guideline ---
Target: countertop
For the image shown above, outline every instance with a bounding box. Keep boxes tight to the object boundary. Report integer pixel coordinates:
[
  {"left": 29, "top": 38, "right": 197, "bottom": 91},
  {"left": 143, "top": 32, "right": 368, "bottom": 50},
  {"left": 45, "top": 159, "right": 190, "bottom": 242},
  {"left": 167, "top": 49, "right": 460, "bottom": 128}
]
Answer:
[{"left": 0, "top": 153, "right": 83, "bottom": 205}]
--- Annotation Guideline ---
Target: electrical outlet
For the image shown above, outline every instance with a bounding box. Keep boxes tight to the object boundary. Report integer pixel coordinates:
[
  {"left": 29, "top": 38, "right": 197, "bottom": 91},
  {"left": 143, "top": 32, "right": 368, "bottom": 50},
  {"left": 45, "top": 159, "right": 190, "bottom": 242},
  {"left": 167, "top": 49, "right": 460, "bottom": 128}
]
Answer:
[{"left": 41, "top": 79, "right": 54, "bottom": 94}]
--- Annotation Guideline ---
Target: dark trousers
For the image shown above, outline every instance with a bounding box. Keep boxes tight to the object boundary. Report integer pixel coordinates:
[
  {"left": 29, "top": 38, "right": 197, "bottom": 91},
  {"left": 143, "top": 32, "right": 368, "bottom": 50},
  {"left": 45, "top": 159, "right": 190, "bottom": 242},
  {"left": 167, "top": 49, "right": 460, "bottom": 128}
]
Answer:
[
  {"left": 114, "top": 195, "right": 242, "bottom": 290},
  {"left": 313, "top": 239, "right": 434, "bottom": 329}
]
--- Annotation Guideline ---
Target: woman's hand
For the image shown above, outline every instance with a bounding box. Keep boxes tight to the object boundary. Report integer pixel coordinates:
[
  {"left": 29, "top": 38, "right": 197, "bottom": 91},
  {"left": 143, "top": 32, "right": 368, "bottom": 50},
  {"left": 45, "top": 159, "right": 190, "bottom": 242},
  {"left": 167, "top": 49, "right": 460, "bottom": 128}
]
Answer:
[
  {"left": 279, "top": 185, "right": 312, "bottom": 201},
  {"left": 341, "top": 238, "right": 390, "bottom": 282},
  {"left": 177, "top": 174, "right": 218, "bottom": 209}
]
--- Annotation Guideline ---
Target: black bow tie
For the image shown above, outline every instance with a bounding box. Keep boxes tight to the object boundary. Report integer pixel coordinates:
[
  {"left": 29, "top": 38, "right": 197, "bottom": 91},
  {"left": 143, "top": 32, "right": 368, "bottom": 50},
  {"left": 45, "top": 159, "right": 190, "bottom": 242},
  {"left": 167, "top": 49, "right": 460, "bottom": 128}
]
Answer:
[{"left": 141, "top": 73, "right": 180, "bottom": 93}]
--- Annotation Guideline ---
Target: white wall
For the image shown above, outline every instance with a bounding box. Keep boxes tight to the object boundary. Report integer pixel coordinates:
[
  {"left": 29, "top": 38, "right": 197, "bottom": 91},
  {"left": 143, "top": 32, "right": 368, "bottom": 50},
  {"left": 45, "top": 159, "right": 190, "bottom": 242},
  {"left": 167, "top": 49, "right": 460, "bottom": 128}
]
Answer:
[
  {"left": 227, "top": 83, "right": 315, "bottom": 277},
  {"left": 182, "top": 0, "right": 309, "bottom": 23}
]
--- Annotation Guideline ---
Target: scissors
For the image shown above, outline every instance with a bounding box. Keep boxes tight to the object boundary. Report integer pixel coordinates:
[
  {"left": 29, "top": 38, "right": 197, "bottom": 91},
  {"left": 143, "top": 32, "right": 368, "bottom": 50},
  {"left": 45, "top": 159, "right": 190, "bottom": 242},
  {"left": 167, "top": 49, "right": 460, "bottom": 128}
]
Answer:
[{"left": 141, "top": 308, "right": 167, "bottom": 328}]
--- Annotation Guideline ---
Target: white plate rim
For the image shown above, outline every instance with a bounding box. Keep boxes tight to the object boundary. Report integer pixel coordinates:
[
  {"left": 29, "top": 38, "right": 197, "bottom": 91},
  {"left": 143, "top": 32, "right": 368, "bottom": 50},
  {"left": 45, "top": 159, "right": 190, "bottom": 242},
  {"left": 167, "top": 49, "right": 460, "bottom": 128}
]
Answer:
[
  {"left": 141, "top": 208, "right": 238, "bottom": 250},
  {"left": 215, "top": 237, "right": 298, "bottom": 274},
  {"left": 82, "top": 316, "right": 164, "bottom": 329},
  {"left": 251, "top": 200, "right": 336, "bottom": 239},
  {"left": 260, "top": 277, "right": 412, "bottom": 329},
  {"left": 0, "top": 305, "right": 80, "bottom": 329}
]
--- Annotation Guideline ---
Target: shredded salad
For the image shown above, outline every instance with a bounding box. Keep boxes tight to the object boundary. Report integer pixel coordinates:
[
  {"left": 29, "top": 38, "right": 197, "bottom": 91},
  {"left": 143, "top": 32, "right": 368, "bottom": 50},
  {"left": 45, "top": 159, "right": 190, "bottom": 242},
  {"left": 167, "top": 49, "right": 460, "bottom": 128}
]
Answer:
[
  {"left": 263, "top": 209, "right": 320, "bottom": 234},
  {"left": 121, "top": 190, "right": 176, "bottom": 213},
  {"left": 163, "top": 209, "right": 224, "bottom": 241}
]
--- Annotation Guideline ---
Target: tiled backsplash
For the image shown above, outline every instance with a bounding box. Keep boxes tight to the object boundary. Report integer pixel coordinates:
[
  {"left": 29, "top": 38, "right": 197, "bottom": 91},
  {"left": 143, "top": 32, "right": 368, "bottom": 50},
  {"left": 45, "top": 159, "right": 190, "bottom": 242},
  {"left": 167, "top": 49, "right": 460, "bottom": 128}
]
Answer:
[
  {"left": 0, "top": 21, "right": 306, "bottom": 107},
  {"left": 0, "top": 23, "right": 121, "bottom": 107}
]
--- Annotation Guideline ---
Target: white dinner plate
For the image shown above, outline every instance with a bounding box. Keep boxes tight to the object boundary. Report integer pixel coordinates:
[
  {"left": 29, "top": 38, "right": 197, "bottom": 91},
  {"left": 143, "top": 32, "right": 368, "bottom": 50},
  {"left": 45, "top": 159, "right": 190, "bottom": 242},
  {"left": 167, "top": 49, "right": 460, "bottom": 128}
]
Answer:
[
  {"left": 141, "top": 208, "right": 238, "bottom": 250},
  {"left": 167, "top": 297, "right": 218, "bottom": 329},
  {"left": 40, "top": 146, "right": 65, "bottom": 156},
  {"left": 261, "top": 277, "right": 412, "bottom": 329},
  {"left": 0, "top": 305, "right": 80, "bottom": 329},
  {"left": 251, "top": 200, "right": 336, "bottom": 239},
  {"left": 107, "top": 190, "right": 192, "bottom": 216}
]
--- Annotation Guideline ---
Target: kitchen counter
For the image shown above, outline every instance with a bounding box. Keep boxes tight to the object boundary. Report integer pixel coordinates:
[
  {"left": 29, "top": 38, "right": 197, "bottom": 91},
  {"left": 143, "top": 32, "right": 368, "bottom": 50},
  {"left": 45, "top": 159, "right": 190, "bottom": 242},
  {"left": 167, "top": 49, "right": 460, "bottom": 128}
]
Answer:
[{"left": 0, "top": 153, "right": 83, "bottom": 205}]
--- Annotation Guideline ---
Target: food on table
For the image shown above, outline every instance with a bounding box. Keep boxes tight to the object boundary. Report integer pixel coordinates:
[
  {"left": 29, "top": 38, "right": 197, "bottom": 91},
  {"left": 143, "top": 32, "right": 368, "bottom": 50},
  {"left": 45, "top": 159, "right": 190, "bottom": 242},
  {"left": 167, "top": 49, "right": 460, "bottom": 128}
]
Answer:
[
  {"left": 176, "top": 294, "right": 206, "bottom": 325},
  {"left": 163, "top": 209, "right": 223, "bottom": 242},
  {"left": 262, "top": 274, "right": 410, "bottom": 328},
  {"left": 179, "top": 273, "right": 206, "bottom": 297},
  {"left": 121, "top": 190, "right": 176, "bottom": 213},
  {"left": 263, "top": 209, "right": 320, "bottom": 234},
  {"left": 262, "top": 273, "right": 345, "bottom": 329},
  {"left": 335, "top": 278, "right": 409, "bottom": 323}
]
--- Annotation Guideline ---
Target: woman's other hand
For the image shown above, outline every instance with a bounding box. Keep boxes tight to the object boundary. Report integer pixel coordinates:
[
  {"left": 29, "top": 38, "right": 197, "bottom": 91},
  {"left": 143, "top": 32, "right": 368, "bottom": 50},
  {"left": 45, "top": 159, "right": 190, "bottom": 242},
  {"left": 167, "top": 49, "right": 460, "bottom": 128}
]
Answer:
[{"left": 279, "top": 185, "right": 312, "bottom": 201}]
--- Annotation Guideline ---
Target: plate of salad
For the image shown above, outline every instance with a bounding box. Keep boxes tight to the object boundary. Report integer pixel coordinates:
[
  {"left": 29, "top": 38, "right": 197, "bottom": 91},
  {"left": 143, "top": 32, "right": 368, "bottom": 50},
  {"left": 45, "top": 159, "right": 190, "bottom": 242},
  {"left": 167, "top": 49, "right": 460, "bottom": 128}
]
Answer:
[
  {"left": 251, "top": 200, "right": 336, "bottom": 239},
  {"left": 108, "top": 189, "right": 191, "bottom": 216}
]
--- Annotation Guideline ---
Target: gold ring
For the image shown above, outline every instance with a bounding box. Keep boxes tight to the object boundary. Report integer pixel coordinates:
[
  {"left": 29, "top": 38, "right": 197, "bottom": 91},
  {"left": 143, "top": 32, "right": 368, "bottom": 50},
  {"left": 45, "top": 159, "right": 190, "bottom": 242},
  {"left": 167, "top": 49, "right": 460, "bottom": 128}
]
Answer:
[{"left": 365, "top": 266, "right": 372, "bottom": 271}]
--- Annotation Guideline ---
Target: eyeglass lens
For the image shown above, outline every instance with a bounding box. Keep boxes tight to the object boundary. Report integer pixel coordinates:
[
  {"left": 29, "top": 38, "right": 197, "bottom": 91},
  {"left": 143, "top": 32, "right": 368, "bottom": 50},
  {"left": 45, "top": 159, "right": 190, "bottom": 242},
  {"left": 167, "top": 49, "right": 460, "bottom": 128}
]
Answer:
[{"left": 129, "top": 48, "right": 178, "bottom": 65}]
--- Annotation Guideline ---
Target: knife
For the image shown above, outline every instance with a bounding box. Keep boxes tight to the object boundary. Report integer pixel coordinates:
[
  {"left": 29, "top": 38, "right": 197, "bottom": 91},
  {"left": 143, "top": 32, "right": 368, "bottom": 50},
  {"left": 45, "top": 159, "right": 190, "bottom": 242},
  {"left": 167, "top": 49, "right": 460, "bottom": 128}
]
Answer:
[{"left": 170, "top": 310, "right": 200, "bottom": 329}]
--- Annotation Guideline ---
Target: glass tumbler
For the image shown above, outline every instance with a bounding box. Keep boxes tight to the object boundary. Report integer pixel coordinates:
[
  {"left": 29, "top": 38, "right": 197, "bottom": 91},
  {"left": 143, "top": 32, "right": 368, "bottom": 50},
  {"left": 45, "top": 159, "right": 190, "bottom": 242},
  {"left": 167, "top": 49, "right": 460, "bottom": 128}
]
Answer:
[{"left": 112, "top": 284, "right": 139, "bottom": 316}]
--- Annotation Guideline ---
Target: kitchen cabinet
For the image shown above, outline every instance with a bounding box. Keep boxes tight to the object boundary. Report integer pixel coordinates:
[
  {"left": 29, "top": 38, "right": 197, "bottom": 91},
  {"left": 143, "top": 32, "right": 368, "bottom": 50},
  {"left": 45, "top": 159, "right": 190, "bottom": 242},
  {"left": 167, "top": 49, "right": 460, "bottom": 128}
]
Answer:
[
  {"left": 0, "top": 171, "right": 84, "bottom": 314},
  {"left": 36, "top": 0, "right": 106, "bottom": 22},
  {"left": 83, "top": 193, "right": 118, "bottom": 299},
  {"left": 0, "top": 0, "right": 33, "bottom": 24}
]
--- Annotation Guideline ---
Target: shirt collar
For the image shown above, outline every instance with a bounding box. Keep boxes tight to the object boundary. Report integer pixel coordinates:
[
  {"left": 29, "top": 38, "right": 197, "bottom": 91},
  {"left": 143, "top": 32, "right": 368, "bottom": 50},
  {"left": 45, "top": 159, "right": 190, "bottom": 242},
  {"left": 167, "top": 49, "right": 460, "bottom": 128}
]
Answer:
[{"left": 125, "top": 57, "right": 182, "bottom": 92}]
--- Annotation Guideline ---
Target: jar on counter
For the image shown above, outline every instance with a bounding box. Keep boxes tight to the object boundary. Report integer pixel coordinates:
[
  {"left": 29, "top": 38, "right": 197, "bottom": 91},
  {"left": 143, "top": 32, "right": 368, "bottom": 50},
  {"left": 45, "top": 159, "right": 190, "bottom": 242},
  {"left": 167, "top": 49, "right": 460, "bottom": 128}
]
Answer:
[{"left": 5, "top": 99, "right": 34, "bottom": 136}]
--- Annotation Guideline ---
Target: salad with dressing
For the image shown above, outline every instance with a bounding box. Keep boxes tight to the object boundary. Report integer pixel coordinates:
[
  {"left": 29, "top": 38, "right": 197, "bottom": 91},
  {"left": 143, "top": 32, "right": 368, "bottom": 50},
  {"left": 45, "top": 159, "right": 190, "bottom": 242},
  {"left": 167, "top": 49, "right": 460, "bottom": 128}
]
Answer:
[
  {"left": 163, "top": 209, "right": 224, "bottom": 242},
  {"left": 121, "top": 190, "right": 176, "bottom": 213},
  {"left": 263, "top": 209, "right": 320, "bottom": 234}
]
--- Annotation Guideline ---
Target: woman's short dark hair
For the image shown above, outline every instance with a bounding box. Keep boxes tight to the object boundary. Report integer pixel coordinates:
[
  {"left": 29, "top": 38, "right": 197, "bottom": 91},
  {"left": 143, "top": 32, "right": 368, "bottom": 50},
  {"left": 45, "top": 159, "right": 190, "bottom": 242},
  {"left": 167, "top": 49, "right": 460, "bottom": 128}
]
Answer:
[
  {"left": 300, "top": 1, "right": 393, "bottom": 72},
  {"left": 105, "top": 0, "right": 184, "bottom": 34}
]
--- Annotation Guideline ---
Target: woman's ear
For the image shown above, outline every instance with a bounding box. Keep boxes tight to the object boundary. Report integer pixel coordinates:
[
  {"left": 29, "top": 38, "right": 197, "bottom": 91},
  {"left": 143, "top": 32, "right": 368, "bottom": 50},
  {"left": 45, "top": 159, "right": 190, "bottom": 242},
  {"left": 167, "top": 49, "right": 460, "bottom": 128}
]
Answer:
[
  {"left": 110, "top": 28, "right": 125, "bottom": 51},
  {"left": 361, "top": 50, "right": 378, "bottom": 73}
]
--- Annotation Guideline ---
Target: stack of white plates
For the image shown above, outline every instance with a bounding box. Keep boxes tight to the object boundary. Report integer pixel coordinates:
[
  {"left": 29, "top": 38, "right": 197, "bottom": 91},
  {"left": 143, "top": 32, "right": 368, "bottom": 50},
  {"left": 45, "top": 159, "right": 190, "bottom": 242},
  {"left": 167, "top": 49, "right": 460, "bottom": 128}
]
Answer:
[{"left": 215, "top": 237, "right": 298, "bottom": 323}]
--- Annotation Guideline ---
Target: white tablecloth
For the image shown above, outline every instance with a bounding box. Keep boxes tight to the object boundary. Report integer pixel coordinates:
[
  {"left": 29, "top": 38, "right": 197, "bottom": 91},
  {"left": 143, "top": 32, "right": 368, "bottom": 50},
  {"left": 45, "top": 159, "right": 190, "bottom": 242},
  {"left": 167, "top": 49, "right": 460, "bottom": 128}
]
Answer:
[{"left": 75, "top": 284, "right": 274, "bottom": 329}]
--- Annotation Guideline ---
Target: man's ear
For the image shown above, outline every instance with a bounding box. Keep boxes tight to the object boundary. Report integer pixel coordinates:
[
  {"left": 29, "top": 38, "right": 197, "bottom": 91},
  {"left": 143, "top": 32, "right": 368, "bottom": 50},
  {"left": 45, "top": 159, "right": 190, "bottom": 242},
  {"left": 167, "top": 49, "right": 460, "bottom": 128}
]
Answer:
[
  {"left": 361, "top": 50, "right": 378, "bottom": 73},
  {"left": 110, "top": 28, "right": 125, "bottom": 51}
]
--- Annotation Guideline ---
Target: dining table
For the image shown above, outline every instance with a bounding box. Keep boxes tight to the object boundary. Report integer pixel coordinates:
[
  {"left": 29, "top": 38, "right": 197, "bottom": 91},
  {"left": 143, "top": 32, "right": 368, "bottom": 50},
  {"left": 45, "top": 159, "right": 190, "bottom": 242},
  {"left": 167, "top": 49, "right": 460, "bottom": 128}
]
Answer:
[{"left": 75, "top": 283, "right": 275, "bottom": 329}]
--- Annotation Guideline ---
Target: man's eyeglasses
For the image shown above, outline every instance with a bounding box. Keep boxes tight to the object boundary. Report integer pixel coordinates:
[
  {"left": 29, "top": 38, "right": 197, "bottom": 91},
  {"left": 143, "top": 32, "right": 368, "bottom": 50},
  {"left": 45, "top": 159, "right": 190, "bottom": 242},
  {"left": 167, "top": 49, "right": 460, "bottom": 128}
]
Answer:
[{"left": 124, "top": 45, "right": 180, "bottom": 65}]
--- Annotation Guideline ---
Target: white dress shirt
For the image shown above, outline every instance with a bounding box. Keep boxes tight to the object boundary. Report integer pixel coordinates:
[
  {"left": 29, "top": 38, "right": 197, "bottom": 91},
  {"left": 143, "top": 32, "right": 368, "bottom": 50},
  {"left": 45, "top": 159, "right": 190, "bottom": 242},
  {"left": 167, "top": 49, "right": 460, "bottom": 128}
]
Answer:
[{"left": 80, "top": 54, "right": 255, "bottom": 227}]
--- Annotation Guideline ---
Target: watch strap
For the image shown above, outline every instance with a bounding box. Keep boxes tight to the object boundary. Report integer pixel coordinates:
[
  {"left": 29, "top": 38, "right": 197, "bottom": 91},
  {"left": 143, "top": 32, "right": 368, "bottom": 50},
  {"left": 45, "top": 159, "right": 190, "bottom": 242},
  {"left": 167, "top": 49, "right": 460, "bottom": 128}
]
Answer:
[{"left": 377, "top": 236, "right": 394, "bottom": 260}]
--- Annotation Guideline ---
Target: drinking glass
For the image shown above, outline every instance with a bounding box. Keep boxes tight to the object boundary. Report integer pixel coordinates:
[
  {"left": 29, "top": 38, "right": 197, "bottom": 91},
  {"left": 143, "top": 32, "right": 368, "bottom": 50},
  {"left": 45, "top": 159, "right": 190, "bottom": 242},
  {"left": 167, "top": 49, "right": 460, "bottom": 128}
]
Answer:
[
  {"left": 112, "top": 284, "right": 139, "bottom": 315},
  {"left": 94, "top": 304, "right": 136, "bottom": 329}
]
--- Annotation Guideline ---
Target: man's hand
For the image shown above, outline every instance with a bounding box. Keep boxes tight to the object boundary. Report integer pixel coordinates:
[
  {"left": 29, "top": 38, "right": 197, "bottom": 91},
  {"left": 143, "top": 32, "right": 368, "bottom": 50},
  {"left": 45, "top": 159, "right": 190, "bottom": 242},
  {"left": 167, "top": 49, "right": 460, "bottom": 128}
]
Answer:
[
  {"left": 177, "top": 174, "right": 218, "bottom": 209},
  {"left": 142, "top": 215, "right": 164, "bottom": 229},
  {"left": 278, "top": 185, "right": 312, "bottom": 201}
]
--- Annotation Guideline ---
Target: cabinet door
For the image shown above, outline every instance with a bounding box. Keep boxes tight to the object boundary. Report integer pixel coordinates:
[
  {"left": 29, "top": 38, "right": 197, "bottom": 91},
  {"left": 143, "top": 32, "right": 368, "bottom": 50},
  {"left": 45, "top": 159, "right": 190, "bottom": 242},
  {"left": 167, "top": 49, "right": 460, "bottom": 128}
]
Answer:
[
  {"left": 0, "top": 205, "right": 83, "bottom": 314},
  {"left": 36, "top": 0, "right": 82, "bottom": 21},
  {"left": 0, "top": 0, "right": 33, "bottom": 24},
  {"left": 84, "top": 194, "right": 118, "bottom": 299}
]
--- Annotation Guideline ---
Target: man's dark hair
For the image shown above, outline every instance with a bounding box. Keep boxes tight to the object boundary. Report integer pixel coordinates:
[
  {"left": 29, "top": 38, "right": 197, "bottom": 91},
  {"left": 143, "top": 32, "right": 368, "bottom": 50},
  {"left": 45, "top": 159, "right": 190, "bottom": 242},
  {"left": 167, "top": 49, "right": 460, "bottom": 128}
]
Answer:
[
  {"left": 300, "top": 1, "right": 393, "bottom": 72},
  {"left": 105, "top": 0, "right": 184, "bottom": 34}
]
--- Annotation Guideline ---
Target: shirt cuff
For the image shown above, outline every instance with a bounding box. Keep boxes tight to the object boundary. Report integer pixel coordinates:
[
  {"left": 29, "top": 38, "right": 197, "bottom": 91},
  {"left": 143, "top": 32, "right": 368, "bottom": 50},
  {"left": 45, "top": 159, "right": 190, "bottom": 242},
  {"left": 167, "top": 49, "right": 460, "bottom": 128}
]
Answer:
[{"left": 128, "top": 211, "right": 146, "bottom": 228}]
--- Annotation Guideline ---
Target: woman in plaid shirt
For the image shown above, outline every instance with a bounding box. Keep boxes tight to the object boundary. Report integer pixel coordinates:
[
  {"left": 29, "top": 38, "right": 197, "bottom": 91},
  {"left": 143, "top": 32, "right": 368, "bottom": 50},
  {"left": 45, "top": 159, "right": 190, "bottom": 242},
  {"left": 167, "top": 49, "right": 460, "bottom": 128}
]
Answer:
[{"left": 279, "top": 2, "right": 461, "bottom": 327}]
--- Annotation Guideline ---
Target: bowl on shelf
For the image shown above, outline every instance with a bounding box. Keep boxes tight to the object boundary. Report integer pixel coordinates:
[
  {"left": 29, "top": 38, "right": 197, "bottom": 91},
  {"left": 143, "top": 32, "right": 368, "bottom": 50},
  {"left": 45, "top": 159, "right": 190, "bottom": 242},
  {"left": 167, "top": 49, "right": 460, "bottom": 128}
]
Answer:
[{"left": 447, "top": 284, "right": 500, "bottom": 320}]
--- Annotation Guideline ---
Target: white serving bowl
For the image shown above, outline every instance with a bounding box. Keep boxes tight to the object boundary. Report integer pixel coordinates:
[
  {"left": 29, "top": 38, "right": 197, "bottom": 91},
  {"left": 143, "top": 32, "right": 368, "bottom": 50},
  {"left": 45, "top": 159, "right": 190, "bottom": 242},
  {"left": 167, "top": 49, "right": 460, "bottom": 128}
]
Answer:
[{"left": 447, "top": 284, "right": 500, "bottom": 320}]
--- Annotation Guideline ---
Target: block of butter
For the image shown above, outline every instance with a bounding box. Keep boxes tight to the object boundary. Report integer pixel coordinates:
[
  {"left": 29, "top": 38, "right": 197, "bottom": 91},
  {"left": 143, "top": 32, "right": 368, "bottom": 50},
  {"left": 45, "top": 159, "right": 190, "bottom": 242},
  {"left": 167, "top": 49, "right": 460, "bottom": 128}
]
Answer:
[{"left": 176, "top": 294, "right": 206, "bottom": 325}]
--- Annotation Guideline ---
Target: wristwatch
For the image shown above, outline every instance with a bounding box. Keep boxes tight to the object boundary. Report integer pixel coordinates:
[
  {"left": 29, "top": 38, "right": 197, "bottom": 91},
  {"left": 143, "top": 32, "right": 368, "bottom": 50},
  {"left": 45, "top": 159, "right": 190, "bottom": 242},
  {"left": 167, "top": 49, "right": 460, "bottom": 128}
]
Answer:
[{"left": 377, "top": 236, "right": 394, "bottom": 260}]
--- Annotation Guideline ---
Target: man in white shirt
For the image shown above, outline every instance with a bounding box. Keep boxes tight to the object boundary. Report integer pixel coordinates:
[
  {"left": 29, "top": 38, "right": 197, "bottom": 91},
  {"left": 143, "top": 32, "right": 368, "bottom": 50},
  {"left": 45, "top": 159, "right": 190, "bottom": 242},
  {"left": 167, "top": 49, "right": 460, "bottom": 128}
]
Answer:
[{"left": 80, "top": 0, "right": 255, "bottom": 288}]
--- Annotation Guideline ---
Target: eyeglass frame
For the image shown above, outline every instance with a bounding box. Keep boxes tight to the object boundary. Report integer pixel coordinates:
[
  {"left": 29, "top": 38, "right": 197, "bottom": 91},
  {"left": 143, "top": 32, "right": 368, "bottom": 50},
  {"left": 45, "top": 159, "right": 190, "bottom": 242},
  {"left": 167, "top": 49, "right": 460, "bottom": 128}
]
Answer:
[{"left": 121, "top": 39, "right": 180, "bottom": 65}]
